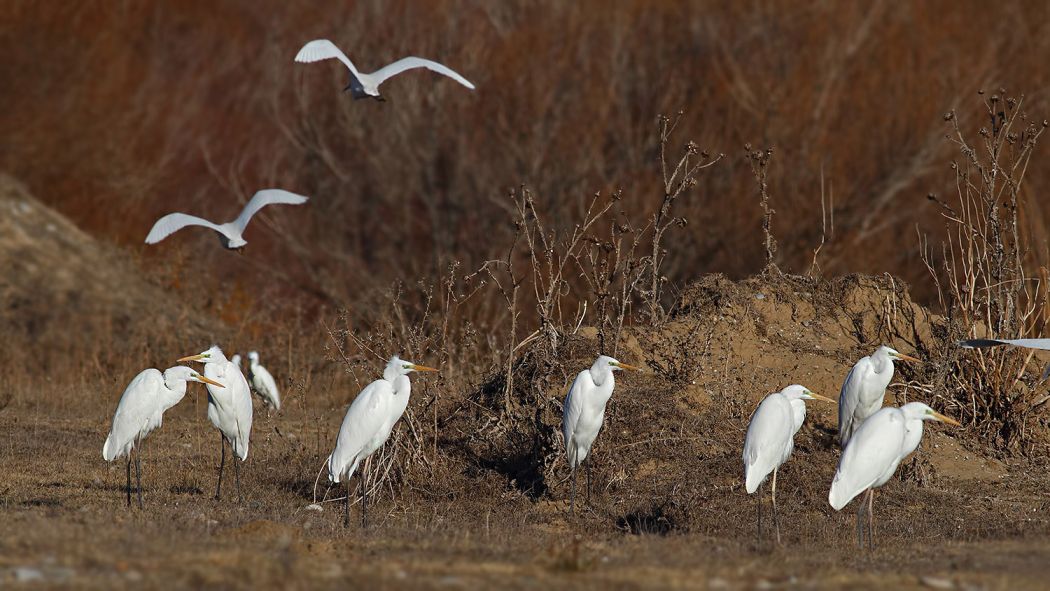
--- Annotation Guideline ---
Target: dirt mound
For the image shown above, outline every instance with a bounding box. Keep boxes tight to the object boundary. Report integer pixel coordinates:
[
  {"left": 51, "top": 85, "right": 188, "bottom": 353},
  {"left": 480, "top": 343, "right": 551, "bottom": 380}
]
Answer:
[{"left": 0, "top": 174, "right": 212, "bottom": 372}]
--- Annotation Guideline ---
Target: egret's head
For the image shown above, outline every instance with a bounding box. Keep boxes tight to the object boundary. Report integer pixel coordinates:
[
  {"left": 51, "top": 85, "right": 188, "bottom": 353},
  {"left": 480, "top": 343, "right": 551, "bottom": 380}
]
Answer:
[
  {"left": 177, "top": 344, "right": 226, "bottom": 364},
  {"left": 781, "top": 384, "right": 835, "bottom": 403},
  {"left": 165, "top": 366, "right": 225, "bottom": 388},
  {"left": 248, "top": 351, "right": 260, "bottom": 364},
  {"left": 878, "top": 345, "right": 921, "bottom": 363},
  {"left": 593, "top": 355, "right": 642, "bottom": 373},
  {"left": 385, "top": 355, "right": 439, "bottom": 378},
  {"left": 901, "top": 402, "right": 961, "bottom": 426}
]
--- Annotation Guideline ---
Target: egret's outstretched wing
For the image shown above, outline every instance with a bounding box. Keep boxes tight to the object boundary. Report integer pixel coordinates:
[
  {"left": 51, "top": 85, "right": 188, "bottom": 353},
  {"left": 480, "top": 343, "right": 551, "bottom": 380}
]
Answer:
[
  {"left": 743, "top": 393, "right": 792, "bottom": 493},
  {"left": 103, "top": 369, "right": 164, "bottom": 461},
  {"left": 960, "top": 338, "right": 1050, "bottom": 350},
  {"left": 232, "top": 189, "right": 309, "bottom": 234},
  {"left": 295, "top": 39, "right": 360, "bottom": 75},
  {"left": 145, "top": 213, "right": 225, "bottom": 244},
  {"left": 829, "top": 408, "right": 905, "bottom": 510},
  {"left": 328, "top": 379, "right": 393, "bottom": 483},
  {"left": 372, "top": 57, "right": 475, "bottom": 89},
  {"left": 561, "top": 370, "right": 592, "bottom": 468}
]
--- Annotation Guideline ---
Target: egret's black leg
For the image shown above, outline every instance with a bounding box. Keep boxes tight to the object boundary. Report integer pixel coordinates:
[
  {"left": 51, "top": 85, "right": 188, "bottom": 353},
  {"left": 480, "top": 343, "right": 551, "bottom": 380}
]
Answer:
[
  {"left": 135, "top": 448, "right": 144, "bottom": 509},
  {"left": 756, "top": 484, "right": 763, "bottom": 543},
  {"left": 570, "top": 467, "right": 576, "bottom": 517},
  {"left": 585, "top": 459, "right": 592, "bottom": 506},
  {"left": 344, "top": 479, "right": 351, "bottom": 529},
  {"left": 125, "top": 455, "right": 132, "bottom": 508},
  {"left": 215, "top": 435, "right": 226, "bottom": 500},
  {"left": 234, "top": 455, "right": 242, "bottom": 503},
  {"left": 360, "top": 474, "right": 368, "bottom": 529}
]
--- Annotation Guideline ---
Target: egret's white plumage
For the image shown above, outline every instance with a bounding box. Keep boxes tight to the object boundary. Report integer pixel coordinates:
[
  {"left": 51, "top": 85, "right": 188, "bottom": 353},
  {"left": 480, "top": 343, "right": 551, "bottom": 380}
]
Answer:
[
  {"left": 103, "top": 365, "right": 223, "bottom": 507},
  {"left": 179, "top": 345, "right": 253, "bottom": 500},
  {"left": 231, "top": 354, "right": 242, "bottom": 369},
  {"left": 145, "top": 189, "right": 309, "bottom": 249},
  {"left": 829, "top": 401, "right": 960, "bottom": 547},
  {"left": 247, "top": 351, "right": 281, "bottom": 411},
  {"left": 561, "top": 355, "right": 640, "bottom": 513},
  {"left": 837, "top": 346, "right": 919, "bottom": 447},
  {"left": 326, "top": 356, "right": 437, "bottom": 527},
  {"left": 294, "top": 39, "right": 475, "bottom": 100}
]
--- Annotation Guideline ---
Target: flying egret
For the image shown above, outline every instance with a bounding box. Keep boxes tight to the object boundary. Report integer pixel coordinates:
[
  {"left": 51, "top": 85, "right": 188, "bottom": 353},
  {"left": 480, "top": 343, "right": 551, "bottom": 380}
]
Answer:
[
  {"left": 829, "top": 402, "right": 960, "bottom": 548},
  {"left": 562, "top": 355, "right": 641, "bottom": 515},
  {"left": 327, "top": 356, "right": 438, "bottom": 528},
  {"left": 838, "top": 346, "right": 920, "bottom": 447},
  {"left": 178, "top": 345, "right": 253, "bottom": 501},
  {"left": 247, "top": 351, "right": 281, "bottom": 413},
  {"left": 294, "top": 39, "right": 475, "bottom": 101},
  {"left": 743, "top": 384, "right": 835, "bottom": 543},
  {"left": 145, "top": 189, "right": 309, "bottom": 250},
  {"left": 103, "top": 366, "right": 224, "bottom": 508}
]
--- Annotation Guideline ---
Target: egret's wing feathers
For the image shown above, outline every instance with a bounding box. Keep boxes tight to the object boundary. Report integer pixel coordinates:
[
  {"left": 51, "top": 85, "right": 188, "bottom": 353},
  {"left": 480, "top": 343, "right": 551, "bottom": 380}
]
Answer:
[
  {"left": 561, "top": 370, "right": 591, "bottom": 467},
  {"left": 371, "top": 57, "right": 475, "bottom": 89},
  {"left": 959, "top": 338, "right": 1050, "bottom": 350},
  {"left": 145, "top": 213, "right": 225, "bottom": 244},
  {"left": 742, "top": 394, "right": 792, "bottom": 493},
  {"left": 329, "top": 380, "right": 393, "bottom": 482},
  {"left": 251, "top": 365, "right": 281, "bottom": 410},
  {"left": 295, "top": 39, "right": 360, "bottom": 75},
  {"left": 104, "top": 369, "right": 164, "bottom": 460},
  {"left": 829, "top": 408, "right": 905, "bottom": 509},
  {"left": 232, "top": 189, "right": 308, "bottom": 234}
]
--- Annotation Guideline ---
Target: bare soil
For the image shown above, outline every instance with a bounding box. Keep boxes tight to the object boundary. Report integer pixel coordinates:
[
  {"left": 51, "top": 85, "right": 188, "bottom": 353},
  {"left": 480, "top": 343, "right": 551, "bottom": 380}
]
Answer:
[{"left": 4, "top": 182, "right": 1050, "bottom": 589}]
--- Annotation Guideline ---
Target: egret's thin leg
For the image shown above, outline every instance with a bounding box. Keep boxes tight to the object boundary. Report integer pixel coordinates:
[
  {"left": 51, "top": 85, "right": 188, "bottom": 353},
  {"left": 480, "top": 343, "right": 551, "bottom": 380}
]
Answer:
[
  {"left": 855, "top": 492, "right": 867, "bottom": 547},
  {"left": 771, "top": 467, "right": 781, "bottom": 545},
  {"left": 125, "top": 455, "right": 132, "bottom": 508},
  {"left": 234, "top": 457, "right": 242, "bottom": 503},
  {"left": 755, "top": 485, "right": 763, "bottom": 543},
  {"left": 867, "top": 489, "right": 875, "bottom": 551},
  {"left": 585, "top": 459, "right": 592, "bottom": 506},
  {"left": 344, "top": 479, "right": 350, "bottom": 529},
  {"left": 570, "top": 466, "right": 576, "bottom": 517},
  {"left": 360, "top": 462, "right": 369, "bottom": 529},
  {"left": 215, "top": 435, "right": 226, "bottom": 500},
  {"left": 134, "top": 448, "right": 144, "bottom": 509}
]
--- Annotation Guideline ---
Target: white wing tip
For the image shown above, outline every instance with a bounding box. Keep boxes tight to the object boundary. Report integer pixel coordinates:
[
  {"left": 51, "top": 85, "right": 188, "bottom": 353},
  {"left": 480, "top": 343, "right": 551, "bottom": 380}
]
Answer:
[{"left": 294, "top": 39, "right": 336, "bottom": 63}]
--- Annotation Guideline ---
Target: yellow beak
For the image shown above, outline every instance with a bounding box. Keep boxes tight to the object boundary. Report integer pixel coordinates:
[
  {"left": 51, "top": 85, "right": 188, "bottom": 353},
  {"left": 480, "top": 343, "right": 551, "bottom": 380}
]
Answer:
[
  {"left": 196, "top": 375, "right": 225, "bottom": 388},
  {"left": 614, "top": 362, "right": 642, "bottom": 371},
  {"left": 896, "top": 353, "right": 922, "bottom": 363},
  {"left": 932, "top": 411, "right": 962, "bottom": 427},
  {"left": 177, "top": 353, "right": 208, "bottom": 362},
  {"left": 411, "top": 364, "right": 439, "bottom": 372},
  {"left": 806, "top": 392, "right": 837, "bottom": 404}
]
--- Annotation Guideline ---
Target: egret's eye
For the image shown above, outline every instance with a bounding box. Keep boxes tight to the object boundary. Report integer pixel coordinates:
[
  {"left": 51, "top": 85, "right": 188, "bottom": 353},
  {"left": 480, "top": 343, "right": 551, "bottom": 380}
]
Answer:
[{"left": 403, "top": 364, "right": 411, "bottom": 369}]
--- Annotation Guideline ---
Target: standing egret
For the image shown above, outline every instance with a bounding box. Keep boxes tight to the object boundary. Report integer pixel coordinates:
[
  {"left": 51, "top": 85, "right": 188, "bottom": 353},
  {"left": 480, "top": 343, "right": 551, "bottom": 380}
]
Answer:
[
  {"left": 562, "top": 355, "right": 641, "bottom": 515},
  {"left": 178, "top": 346, "right": 253, "bottom": 501},
  {"left": 829, "top": 402, "right": 960, "bottom": 548},
  {"left": 838, "top": 346, "right": 920, "bottom": 447},
  {"left": 327, "top": 356, "right": 438, "bottom": 528},
  {"left": 231, "top": 354, "right": 242, "bottom": 369},
  {"left": 247, "top": 351, "right": 281, "bottom": 413},
  {"left": 743, "top": 384, "right": 835, "bottom": 543},
  {"left": 103, "top": 366, "right": 224, "bottom": 508},
  {"left": 145, "top": 189, "right": 309, "bottom": 250},
  {"left": 294, "top": 39, "right": 475, "bottom": 101}
]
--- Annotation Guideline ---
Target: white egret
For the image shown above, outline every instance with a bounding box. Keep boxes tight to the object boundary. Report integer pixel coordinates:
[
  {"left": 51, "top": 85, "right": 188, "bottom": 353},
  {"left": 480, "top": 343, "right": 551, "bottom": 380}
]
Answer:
[
  {"left": 829, "top": 402, "right": 960, "bottom": 548},
  {"left": 326, "top": 356, "right": 438, "bottom": 527},
  {"left": 103, "top": 366, "right": 224, "bottom": 508},
  {"left": 247, "top": 351, "right": 281, "bottom": 412},
  {"left": 231, "top": 354, "right": 242, "bottom": 369},
  {"left": 178, "top": 345, "right": 253, "bottom": 501},
  {"left": 145, "top": 189, "right": 309, "bottom": 250},
  {"left": 294, "top": 39, "right": 475, "bottom": 101},
  {"left": 838, "top": 346, "right": 920, "bottom": 447},
  {"left": 562, "top": 355, "right": 641, "bottom": 515},
  {"left": 743, "top": 384, "right": 835, "bottom": 543}
]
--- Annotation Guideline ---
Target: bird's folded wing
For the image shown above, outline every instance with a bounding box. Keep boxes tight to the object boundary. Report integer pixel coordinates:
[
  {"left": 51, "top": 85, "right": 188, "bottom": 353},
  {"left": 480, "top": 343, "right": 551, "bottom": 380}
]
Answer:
[
  {"left": 294, "top": 39, "right": 360, "bottom": 75},
  {"left": 145, "top": 213, "right": 224, "bottom": 244},
  {"left": 233, "top": 189, "right": 309, "bottom": 233},
  {"left": 372, "top": 57, "right": 475, "bottom": 89}
]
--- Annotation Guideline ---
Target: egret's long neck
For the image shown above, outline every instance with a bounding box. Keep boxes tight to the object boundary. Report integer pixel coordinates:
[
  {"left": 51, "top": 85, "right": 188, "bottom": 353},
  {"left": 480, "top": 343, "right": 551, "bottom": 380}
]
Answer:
[
  {"left": 392, "top": 374, "right": 412, "bottom": 398},
  {"left": 591, "top": 367, "right": 614, "bottom": 388},
  {"left": 162, "top": 374, "right": 190, "bottom": 405},
  {"left": 874, "top": 352, "right": 893, "bottom": 375}
]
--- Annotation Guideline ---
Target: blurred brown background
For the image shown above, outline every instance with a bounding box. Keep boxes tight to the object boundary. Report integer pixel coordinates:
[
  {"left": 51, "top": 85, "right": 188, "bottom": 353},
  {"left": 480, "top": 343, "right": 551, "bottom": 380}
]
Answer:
[{"left": 4, "top": 0, "right": 1050, "bottom": 319}]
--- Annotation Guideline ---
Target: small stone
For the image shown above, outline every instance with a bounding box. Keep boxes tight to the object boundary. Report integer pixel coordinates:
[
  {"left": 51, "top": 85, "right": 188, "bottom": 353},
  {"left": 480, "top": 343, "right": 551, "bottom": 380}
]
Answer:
[
  {"left": 920, "top": 576, "right": 955, "bottom": 589},
  {"left": 305, "top": 504, "right": 323, "bottom": 512}
]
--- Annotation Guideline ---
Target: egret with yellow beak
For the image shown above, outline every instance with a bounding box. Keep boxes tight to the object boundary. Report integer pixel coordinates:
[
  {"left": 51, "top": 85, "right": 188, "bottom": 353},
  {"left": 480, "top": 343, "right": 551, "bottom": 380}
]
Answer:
[{"left": 838, "top": 346, "right": 921, "bottom": 447}]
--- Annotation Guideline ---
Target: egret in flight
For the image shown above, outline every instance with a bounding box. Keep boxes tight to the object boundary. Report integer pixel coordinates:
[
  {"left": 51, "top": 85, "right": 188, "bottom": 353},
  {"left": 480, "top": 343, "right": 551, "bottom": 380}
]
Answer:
[
  {"left": 829, "top": 402, "right": 960, "bottom": 548},
  {"left": 145, "top": 189, "right": 309, "bottom": 250},
  {"left": 838, "top": 346, "right": 920, "bottom": 447},
  {"left": 103, "top": 366, "right": 223, "bottom": 508},
  {"left": 743, "top": 384, "right": 835, "bottom": 543},
  {"left": 562, "top": 355, "right": 641, "bottom": 515},
  {"left": 247, "top": 351, "right": 281, "bottom": 413},
  {"left": 327, "top": 356, "right": 438, "bottom": 528},
  {"left": 178, "top": 346, "right": 253, "bottom": 501},
  {"left": 294, "top": 39, "right": 475, "bottom": 101}
]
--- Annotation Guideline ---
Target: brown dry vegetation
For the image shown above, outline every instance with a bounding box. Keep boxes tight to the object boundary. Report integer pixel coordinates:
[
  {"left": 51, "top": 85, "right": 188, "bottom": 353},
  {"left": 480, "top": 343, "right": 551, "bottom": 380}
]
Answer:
[{"left": 6, "top": 1, "right": 1050, "bottom": 588}]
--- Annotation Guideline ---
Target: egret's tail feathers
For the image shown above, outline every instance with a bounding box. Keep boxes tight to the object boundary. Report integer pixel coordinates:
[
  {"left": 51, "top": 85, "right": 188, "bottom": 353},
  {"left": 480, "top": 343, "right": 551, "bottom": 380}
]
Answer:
[
  {"left": 828, "top": 474, "right": 855, "bottom": 510},
  {"left": 102, "top": 434, "right": 117, "bottom": 461},
  {"left": 326, "top": 454, "right": 338, "bottom": 483},
  {"left": 744, "top": 466, "right": 764, "bottom": 494},
  {"left": 234, "top": 439, "right": 249, "bottom": 461}
]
